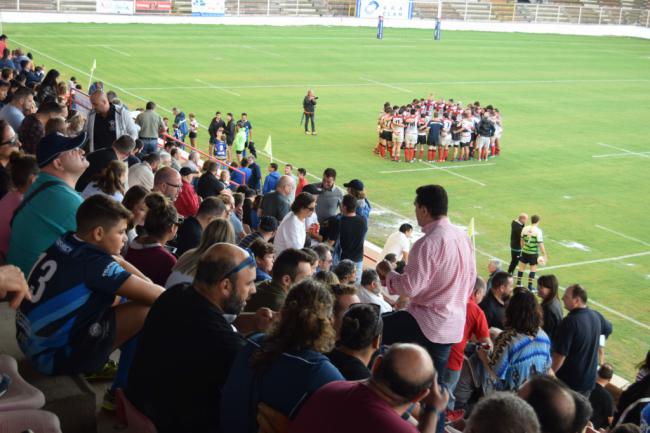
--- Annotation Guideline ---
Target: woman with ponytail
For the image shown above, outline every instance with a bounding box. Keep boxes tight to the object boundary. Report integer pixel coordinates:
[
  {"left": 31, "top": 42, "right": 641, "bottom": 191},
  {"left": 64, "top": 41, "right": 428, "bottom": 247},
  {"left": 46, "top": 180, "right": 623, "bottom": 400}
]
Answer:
[
  {"left": 81, "top": 160, "right": 128, "bottom": 202},
  {"left": 221, "top": 279, "right": 343, "bottom": 433},
  {"left": 125, "top": 192, "right": 180, "bottom": 285}
]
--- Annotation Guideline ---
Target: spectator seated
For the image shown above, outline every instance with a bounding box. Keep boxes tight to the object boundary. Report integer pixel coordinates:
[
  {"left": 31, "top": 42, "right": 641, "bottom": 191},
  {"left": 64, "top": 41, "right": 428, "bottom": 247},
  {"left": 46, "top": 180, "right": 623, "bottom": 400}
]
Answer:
[
  {"left": 326, "top": 303, "right": 382, "bottom": 380},
  {"left": 221, "top": 279, "right": 343, "bottom": 433}
]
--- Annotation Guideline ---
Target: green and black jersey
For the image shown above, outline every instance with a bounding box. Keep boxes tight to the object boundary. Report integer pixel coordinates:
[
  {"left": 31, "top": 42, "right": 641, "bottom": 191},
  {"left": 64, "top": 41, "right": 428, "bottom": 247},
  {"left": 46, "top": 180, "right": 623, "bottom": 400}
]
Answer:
[{"left": 521, "top": 225, "right": 544, "bottom": 255}]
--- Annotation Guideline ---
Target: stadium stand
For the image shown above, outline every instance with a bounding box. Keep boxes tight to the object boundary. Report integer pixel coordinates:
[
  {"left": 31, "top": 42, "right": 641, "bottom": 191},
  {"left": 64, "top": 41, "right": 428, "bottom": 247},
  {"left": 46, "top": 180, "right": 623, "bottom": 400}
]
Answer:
[{"left": 0, "top": 0, "right": 646, "bottom": 23}]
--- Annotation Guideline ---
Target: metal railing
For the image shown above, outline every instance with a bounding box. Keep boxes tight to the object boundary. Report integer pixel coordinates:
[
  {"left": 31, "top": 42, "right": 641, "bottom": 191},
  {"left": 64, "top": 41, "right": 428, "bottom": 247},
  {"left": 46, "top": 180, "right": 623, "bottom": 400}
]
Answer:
[
  {"left": 0, "top": 0, "right": 648, "bottom": 27},
  {"left": 161, "top": 133, "right": 247, "bottom": 187},
  {"left": 409, "top": 1, "right": 650, "bottom": 26}
]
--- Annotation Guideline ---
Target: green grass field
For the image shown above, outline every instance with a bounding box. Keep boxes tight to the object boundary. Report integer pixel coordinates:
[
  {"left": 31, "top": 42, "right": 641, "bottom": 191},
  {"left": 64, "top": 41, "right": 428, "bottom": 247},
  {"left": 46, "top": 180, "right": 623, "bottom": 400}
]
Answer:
[{"left": 7, "top": 22, "right": 650, "bottom": 379}]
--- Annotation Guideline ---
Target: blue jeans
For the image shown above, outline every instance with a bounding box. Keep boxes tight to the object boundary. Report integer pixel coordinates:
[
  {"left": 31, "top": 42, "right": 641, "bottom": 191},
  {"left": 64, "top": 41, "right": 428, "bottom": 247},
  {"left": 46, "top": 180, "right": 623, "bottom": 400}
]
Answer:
[
  {"left": 140, "top": 137, "right": 158, "bottom": 155},
  {"left": 444, "top": 368, "right": 461, "bottom": 410}
]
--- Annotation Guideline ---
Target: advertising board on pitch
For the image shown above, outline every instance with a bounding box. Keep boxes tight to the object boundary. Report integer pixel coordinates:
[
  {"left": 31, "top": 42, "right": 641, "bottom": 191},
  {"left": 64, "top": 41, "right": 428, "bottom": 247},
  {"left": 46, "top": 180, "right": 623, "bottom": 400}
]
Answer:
[
  {"left": 96, "top": 0, "right": 134, "bottom": 14},
  {"left": 135, "top": 0, "right": 172, "bottom": 13},
  {"left": 356, "top": 0, "right": 413, "bottom": 19},
  {"left": 191, "top": 0, "right": 225, "bottom": 16}
]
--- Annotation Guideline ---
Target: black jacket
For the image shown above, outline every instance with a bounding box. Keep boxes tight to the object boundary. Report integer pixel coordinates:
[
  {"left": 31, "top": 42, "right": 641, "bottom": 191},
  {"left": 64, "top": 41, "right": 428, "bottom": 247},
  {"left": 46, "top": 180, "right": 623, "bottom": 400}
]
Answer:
[
  {"left": 510, "top": 220, "right": 524, "bottom": 250},
  {"left": 303, "top": 96, "right": 316, "bottom": 113}
]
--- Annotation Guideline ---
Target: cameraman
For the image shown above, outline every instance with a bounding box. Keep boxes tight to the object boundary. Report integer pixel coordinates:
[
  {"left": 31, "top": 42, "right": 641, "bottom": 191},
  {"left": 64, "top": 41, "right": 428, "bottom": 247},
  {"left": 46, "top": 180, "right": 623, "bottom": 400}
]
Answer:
[{"left": 303, "top": 89, "right": 317, "bottom": 135}]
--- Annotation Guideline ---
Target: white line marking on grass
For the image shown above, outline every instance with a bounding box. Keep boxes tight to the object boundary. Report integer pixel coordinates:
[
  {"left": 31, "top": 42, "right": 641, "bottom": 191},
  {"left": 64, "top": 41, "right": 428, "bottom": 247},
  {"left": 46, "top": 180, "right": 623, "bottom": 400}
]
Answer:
[
  {"left": 194, "top": 79, "right": 241, "bottom": 97},
  {"left": 587, "top": 297, "right": 650, "bottom": 332},
  {"left": 548, "top": 239, "right": 591, "bottom": 252},
  {"left": 379, "top": 162, "right": 495, "bottom": 174},
  {"left": 237, "top": 44, "right": 282, "bottom": 58},
  {"left": 473, "top": 249, "right": 650, "bottom": 331},
  {"left": 122, "top": 78, "right": 650, "bottom": 92},
  {"left": 95, "top": 45, "right": 132, "bottom": 57},
  {"left": 427, "top": 168, "right": 486, "bottom": 186},
  {"left": 592, "top": 151, "right": 650, "bottom": 158},
  {"left": 123, "top": 83, "right": 376, "bottom": 90},
  {"left": 11, "top": 38, "right": 172, "bottom": 111},
  {"left": 543, "top": 251, "right": 650, "bottom": 271},
  {"left": 357, "top": 45, "right": 415, "bottom": 48},
  {"left": 595, "top": 225, "right": 650, "bottom": 247},
  {"left": 597, "top": 142, "right": 650, "bottom": 159},
  {"left": 400, "top": 78, "right": 650, "bottom": 86},
  {"left": 359, "top": 77, "right": 412, "bottom": 93}
]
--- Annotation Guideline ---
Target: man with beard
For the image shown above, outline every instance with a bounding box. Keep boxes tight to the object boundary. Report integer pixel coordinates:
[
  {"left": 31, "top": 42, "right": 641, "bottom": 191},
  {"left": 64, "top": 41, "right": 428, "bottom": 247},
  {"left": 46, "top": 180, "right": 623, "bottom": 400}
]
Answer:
[
  {"left": 478, "top": 271, "right": 513, "bottom": 329},
  {"left": 126, "top": 243, "right": 272, "bottom": 433}
]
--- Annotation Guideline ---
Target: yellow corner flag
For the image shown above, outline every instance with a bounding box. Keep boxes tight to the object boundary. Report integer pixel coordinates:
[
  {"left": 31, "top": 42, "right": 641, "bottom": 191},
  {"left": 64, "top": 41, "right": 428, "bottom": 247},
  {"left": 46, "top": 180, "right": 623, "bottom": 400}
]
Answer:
[
  {"left": 88, "top": 59, "right": 97, "bottom": 90},
  {"left": 264, "top": 135, "right": 273, "bottom": 162},
  {"left": 468, "top": 217, "right": 476, "bottom": 251}
]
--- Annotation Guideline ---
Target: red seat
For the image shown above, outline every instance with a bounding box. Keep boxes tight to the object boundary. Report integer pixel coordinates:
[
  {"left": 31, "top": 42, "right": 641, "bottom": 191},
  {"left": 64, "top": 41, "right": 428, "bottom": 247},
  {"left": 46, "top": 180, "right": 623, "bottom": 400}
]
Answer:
[{"left": 115, "top": 388, "right": 158, "bottom": 433}]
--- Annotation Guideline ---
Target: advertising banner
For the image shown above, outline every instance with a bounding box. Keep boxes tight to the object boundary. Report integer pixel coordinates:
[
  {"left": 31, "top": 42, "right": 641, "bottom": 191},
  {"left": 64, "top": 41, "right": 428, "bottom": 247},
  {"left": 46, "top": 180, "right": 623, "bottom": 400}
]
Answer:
[
  {"left": 135, "top": 1, "right": 172, "bottom": 13},
  {"left": 96, "top": 0, "right": 134, "bottom": 14},
  {"left": 356, "top": 0, "right": 413, "bottom": 19},
  {"left": 191, "top": 0, "right": 225, "bottom": 16}
]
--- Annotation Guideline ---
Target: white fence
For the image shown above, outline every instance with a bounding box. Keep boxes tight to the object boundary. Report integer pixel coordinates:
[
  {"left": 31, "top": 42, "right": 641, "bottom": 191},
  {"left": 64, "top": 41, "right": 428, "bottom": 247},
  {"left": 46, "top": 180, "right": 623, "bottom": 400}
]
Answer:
[
  {"left": 410, "top": 1, "right": 650, "bottom": 26},
  {"left": 0, "top": 0, "right": 648, "bottom": 27}
]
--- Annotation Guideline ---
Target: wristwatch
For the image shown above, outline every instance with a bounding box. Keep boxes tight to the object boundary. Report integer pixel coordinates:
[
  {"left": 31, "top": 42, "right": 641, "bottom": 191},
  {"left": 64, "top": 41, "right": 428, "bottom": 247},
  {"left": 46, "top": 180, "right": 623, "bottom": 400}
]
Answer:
[{"left": 421, "top": 404, "right": 443, "bottom": 416}]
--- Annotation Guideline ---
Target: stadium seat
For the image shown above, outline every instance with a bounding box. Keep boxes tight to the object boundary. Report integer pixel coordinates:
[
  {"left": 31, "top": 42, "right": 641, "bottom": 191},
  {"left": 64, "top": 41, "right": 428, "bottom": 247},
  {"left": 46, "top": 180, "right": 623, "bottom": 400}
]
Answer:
[
  {"left": 257, "top": 402, "right": 289, "bottom": 433},
  {"left": 115, "top": 388, "right": 158, "bottom": 433},
  {"left": 0, "top": 354, "right": 45, "bottom": 411},
  {"left": 0, "top": 409, "right": 62, "bottom": 432}
]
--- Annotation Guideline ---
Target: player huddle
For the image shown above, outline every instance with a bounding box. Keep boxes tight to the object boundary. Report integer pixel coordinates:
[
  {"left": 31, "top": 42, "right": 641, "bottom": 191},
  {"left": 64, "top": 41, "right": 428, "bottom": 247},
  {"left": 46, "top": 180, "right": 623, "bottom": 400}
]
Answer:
[{"left": 374, "top": 96, "right": 503, "bottom": 163}]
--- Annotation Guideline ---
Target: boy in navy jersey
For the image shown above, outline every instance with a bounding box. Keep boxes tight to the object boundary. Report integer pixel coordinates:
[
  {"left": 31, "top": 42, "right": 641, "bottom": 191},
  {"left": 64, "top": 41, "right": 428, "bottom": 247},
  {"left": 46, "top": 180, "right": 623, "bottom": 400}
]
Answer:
[{"left": 16, "top": 194, "right": 164, "bottom": 375}]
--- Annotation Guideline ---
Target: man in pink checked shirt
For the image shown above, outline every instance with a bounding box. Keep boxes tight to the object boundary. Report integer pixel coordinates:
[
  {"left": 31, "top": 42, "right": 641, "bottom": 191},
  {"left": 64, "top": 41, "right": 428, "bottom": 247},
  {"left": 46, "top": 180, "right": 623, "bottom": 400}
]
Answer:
[{"left": 378, "top": 184, "right": 476, "bottom": 390}]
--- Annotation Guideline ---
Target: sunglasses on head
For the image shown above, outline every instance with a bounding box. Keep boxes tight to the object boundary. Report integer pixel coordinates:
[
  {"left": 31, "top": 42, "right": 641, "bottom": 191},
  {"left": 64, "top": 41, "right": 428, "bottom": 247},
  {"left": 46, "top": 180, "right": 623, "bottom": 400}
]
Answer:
[{"left": 222, "top": 248, "right": 256, "bottom": 280}]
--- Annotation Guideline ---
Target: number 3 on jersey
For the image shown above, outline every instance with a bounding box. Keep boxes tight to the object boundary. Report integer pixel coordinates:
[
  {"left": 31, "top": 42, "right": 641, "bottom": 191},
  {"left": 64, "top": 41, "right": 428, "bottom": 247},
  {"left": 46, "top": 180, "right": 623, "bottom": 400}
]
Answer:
[{"left": 28, "top": 254, "right": 58, "bottom": 303}]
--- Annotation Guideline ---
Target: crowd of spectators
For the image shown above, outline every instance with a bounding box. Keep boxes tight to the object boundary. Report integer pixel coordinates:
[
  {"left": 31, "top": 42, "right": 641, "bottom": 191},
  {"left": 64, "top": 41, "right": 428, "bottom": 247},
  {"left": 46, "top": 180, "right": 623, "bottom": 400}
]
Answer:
[{"left": 0, "top": 36, "right": 648, "bottom": 433}]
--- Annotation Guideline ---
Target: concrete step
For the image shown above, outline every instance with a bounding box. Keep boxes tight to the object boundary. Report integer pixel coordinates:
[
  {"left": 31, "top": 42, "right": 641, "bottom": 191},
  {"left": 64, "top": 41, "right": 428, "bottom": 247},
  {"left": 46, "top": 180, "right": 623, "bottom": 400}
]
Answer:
[{"left": 0, "top": 304, "right": 97, "bottom": 433}]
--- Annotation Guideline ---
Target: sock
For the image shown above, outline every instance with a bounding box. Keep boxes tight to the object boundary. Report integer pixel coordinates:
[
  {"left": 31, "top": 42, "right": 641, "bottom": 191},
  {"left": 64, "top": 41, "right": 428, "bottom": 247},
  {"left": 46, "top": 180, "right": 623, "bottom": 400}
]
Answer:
[
  {"left": 419, "top": 148, "right": 424, "bottom": 160},
  {"left": 111, "top": 335, "right": 139, "bottom": 391},
  {"left": 528, "top": 272, "right": 536, "bottom": 290},
  {"left": 379, "top": 145, "right": 386, "bottom": 158},
  {"left": 443, "top": 149, "right": 449, "bottom": 160},
  {"left": 427, "top": 149, "right": 433, "bottom": 161},
  {"left": 516, "top": 271, "right": 523, "bottom": 286}
]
